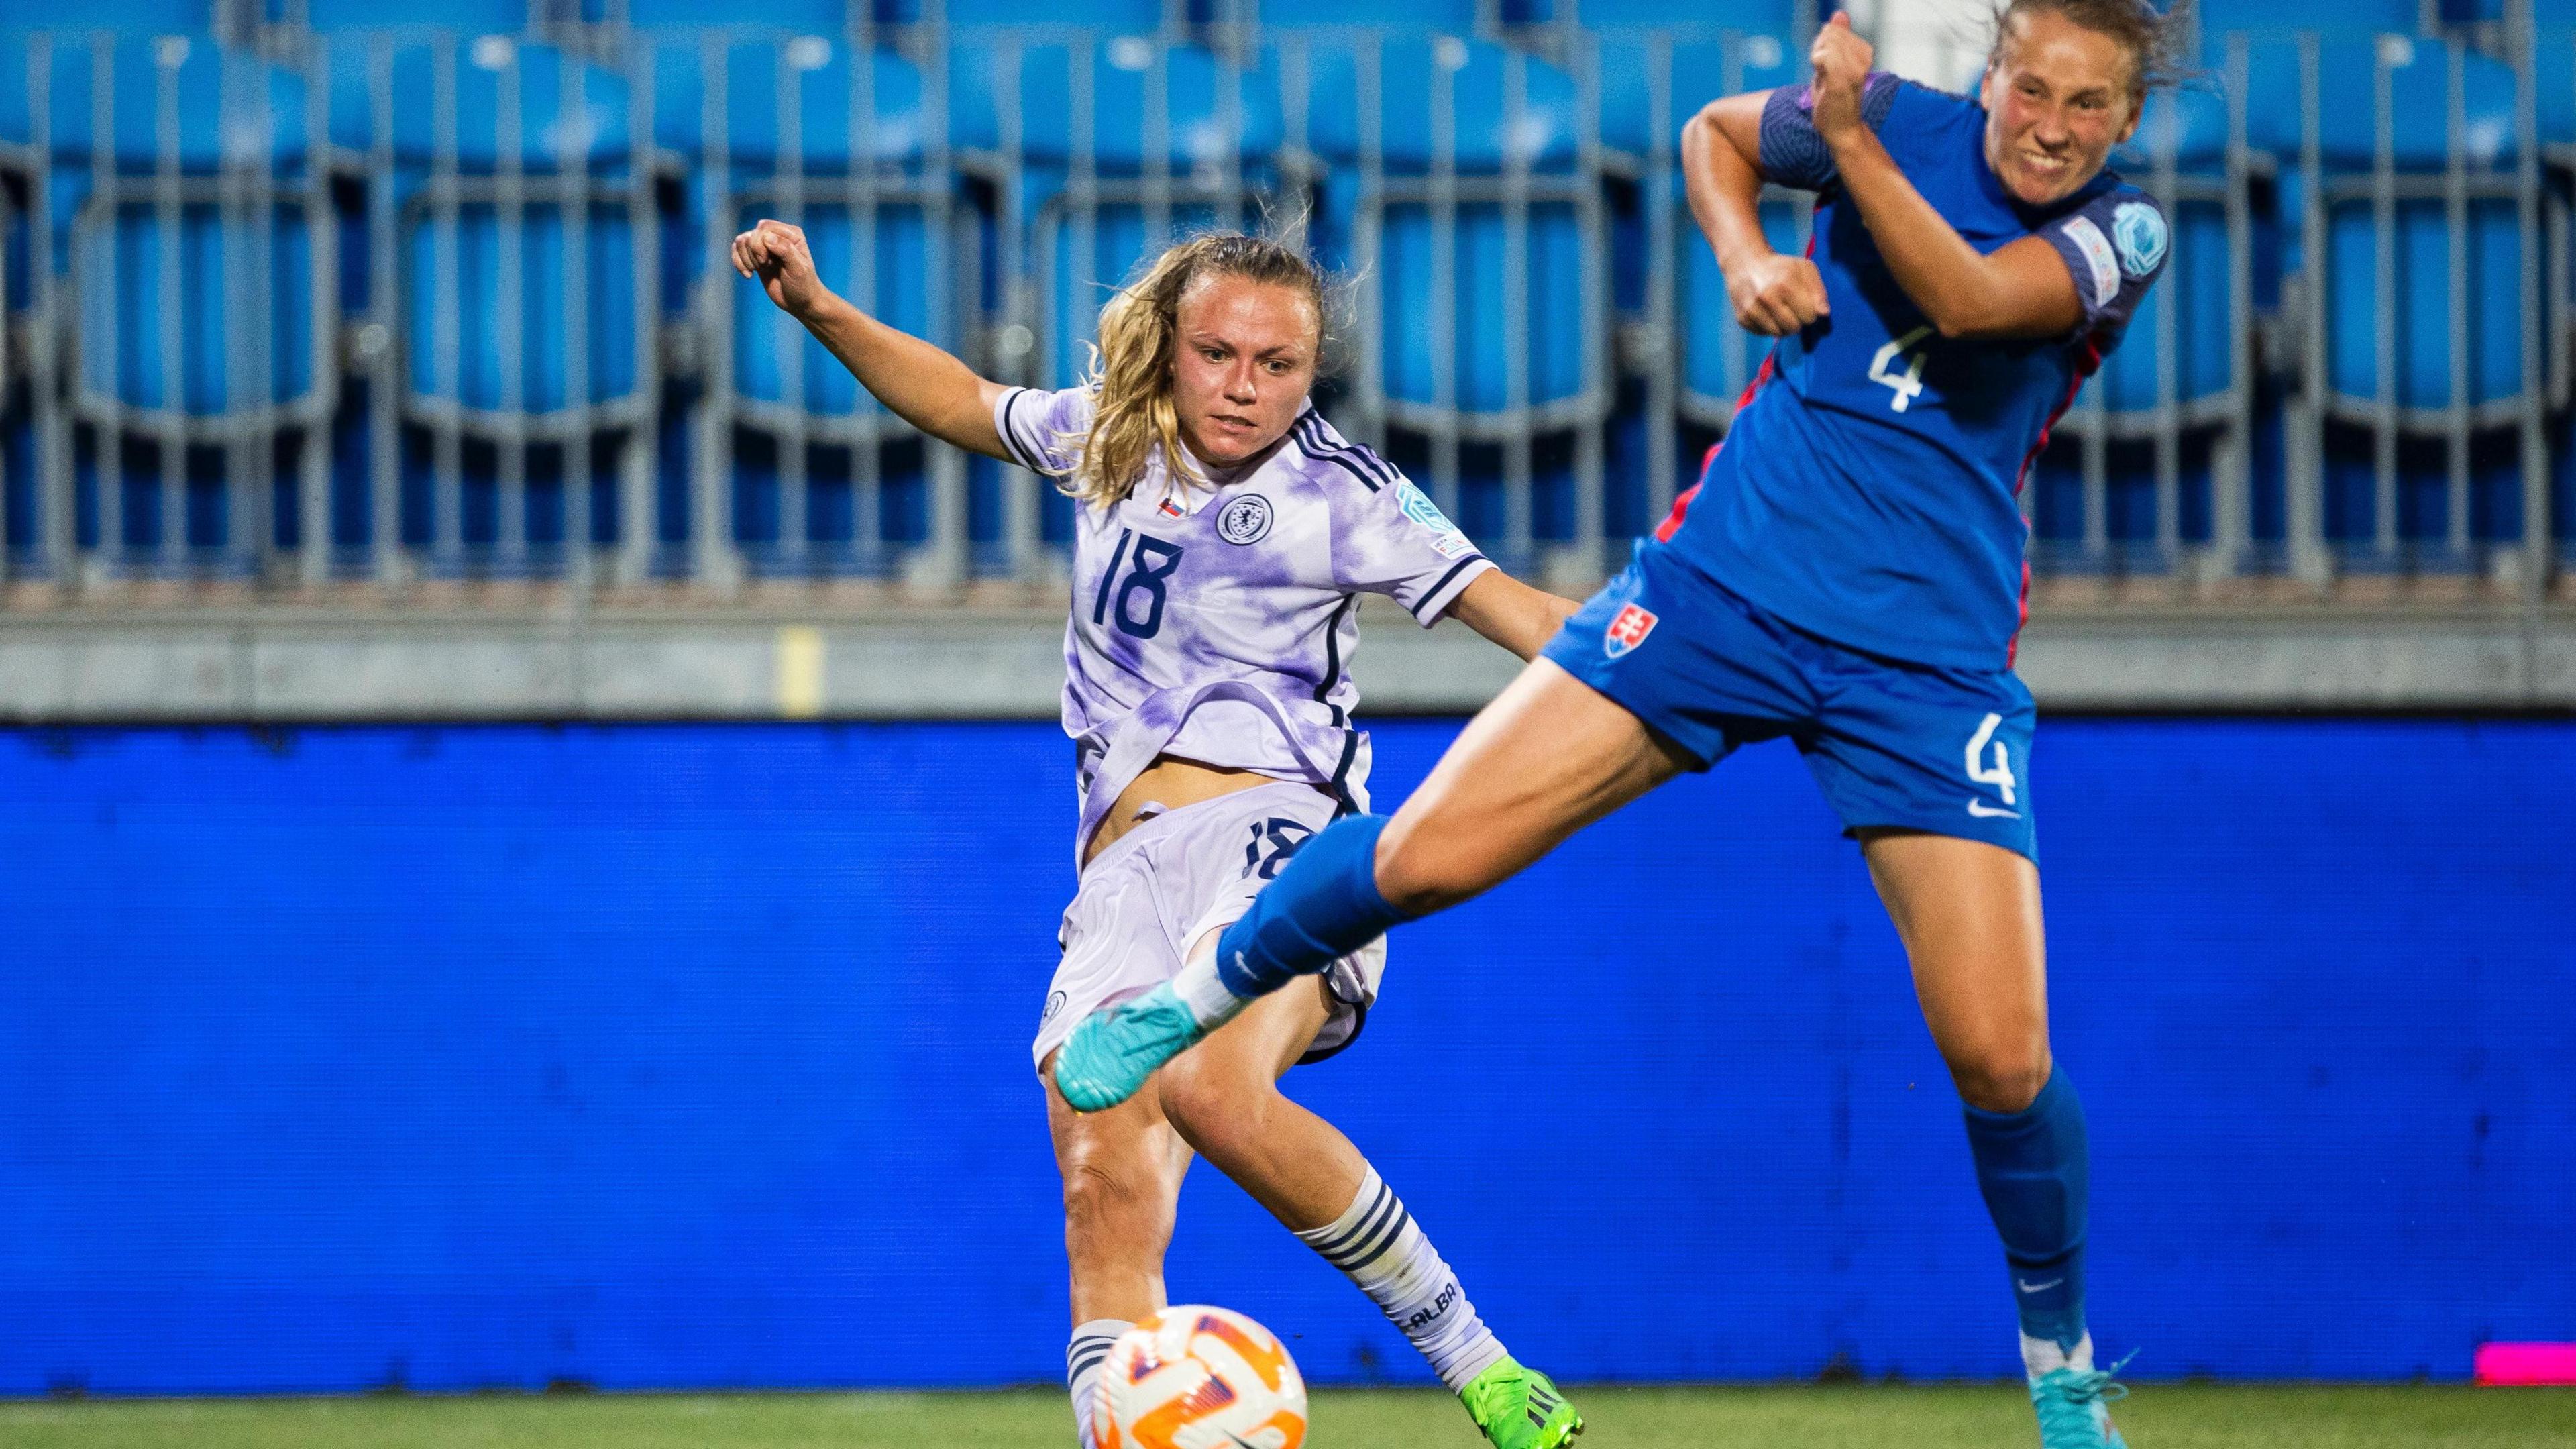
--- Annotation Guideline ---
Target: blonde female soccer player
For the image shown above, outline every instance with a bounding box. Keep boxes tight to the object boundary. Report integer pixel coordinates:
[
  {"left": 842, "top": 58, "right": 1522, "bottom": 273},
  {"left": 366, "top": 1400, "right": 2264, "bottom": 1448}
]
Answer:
[{"left": 732, "top": 221, "right": 1585, "bottom": 1448}]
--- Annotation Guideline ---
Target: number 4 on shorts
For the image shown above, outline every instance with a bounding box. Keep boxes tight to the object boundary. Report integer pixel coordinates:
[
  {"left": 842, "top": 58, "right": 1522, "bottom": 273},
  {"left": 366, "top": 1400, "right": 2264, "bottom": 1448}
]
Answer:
[{"left": 1965, "top": 711, "right": 2017, "bottom": 806}]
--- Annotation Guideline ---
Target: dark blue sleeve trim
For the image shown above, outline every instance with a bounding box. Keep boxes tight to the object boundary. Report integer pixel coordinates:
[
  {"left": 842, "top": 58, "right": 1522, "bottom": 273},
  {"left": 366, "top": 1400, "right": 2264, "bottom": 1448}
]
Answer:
[
  {"left": 1758, "top": 72, "right": 1902, "bottom": 191},
  {"left": 1411, "top": 554, "right": 1489, "bottom": 623},
  {"left": 998, "top": 388, "right": 1040, "bottom": 472}
]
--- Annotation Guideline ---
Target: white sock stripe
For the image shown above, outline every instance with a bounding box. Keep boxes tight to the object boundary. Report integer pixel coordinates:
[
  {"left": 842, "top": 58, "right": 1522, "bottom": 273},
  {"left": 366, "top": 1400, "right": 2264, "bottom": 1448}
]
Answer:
[
  {"left": 1306, "top": 1177, "right": 1395, "bottom": 1250},
  {"left": 1067, "top": 1320, "right": 1133, "bottom": 1449},
  {"left": 1309, "top": 1184, "right": 1404, "bottom": 1264},
  {"left": 1323, "top": 1211, "right": 1413, "bottom": 1275},
  {"left": 1067, "top": 1320, "right": 1132, "bottom": 1389},
  {"left": 1336, "top": 1203, "right": 1413, "bottom": 1269}
]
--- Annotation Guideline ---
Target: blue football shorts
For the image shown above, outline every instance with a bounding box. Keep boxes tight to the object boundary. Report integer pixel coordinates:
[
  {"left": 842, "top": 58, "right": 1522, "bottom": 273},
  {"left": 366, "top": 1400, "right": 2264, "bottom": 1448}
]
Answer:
[{"left": 1542, "top": 539, "right": 2040, "bottom": 863}]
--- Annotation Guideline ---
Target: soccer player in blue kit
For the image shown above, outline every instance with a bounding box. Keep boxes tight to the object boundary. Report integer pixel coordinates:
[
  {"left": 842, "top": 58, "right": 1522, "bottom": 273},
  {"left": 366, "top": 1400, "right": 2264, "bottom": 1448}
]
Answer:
[{"left": 1055, "top": 2, "right": 2180, "bottom": 1444}]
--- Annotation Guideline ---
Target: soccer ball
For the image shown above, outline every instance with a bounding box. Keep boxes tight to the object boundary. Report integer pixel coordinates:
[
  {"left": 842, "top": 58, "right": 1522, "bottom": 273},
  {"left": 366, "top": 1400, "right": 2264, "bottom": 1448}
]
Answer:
[{"left": 1092, "top": 1305, "right": 1308, "bottom": 1449}]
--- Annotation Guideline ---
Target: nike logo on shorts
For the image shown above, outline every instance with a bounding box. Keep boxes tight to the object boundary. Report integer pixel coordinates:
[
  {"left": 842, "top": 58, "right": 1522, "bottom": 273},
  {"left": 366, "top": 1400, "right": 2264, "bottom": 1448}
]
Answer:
[{"left": 1967, "top": 799, "right": 2022, "bottom": 819}]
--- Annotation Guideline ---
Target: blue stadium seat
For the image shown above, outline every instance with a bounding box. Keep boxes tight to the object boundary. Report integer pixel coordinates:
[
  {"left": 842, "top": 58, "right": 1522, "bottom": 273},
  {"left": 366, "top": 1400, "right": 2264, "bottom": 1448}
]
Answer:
[
  {"left": 951, "top": 36, "right": 1285, "bottom": 389},
  {"left": 650, "top": 34, "right": 926, "bottom": 172},
  {"left": 1300, "top": 33, "right": 1599, "bottom": 419},
  {"left": 1573, "top": 0, "right": 1797, "bottom": 26},
  {"left": 626, "top": 0, "right": 848, "bottom": 28},
  {"left": 1593, "top": 27, "right": 1798, "bottom": 417},
  {"left": 1593, "top": 28, "right": 1796, "bottom": 157},
  {"left": 2196, "top": 0, "right": 2421, "bottom": 34},
  {"left": 2241, "top": 37, "right": 2514, "bottom": 168},
  {"left": 645, "top": 35, "right": 943, "bottom": 418},
  {"left": 304, "top": 0, "right": 523, "bottom": 31},
  {"left": 938, "top": 0, "right": 1164, "bottom": 28},
  {"left": 326, "top": 32, "right": 632, "bottom": 168},
  {"left": 2250, "top": 40, "right": 2526, "bottom": 415},
  {"left": 323, "top": 37, "right": 644, "bottom": 420},
  {"left": 73, "top": 191, "right": 324, "bottom": 419},
  {"left": 1254, "top": 0, "right": 1479, "bottom": 28},
  {"left": 947, "top": 34, "right": 1281, "bottom": 168},
  {"left": 1301, "top": 31, "right": 1576, "bottom": 170},
  {"left": 0, "top": 34, "right": 327, "bottom": 423},
  {"left": 0, "top": 30, "right": 334, "bottom": 566},
  {"left": 40, "top": 0, "right": 209, "bottom": 29},
  {"left": 2530, "top": 19, "right": 2576, "bottom": 142},
  {"left": 0, "top": 31, "right": 311, "bottom": 172}
]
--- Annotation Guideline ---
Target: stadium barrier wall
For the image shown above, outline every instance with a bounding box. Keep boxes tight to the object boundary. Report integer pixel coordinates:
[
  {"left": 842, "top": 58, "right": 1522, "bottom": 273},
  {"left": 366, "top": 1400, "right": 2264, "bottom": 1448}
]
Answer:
[{"left": 1, "top": 716, "right": 2569, "bottom": 1393}]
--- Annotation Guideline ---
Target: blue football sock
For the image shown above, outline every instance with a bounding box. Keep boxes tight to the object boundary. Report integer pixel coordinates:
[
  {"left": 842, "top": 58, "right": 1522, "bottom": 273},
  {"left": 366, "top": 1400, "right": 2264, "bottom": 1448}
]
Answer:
[
  {"left": 1962, "top": 1067, "right": 2090, "bottom": 1356},
  {"left": 1211, "top": 813, "right": 1410, "bottom": 998}
]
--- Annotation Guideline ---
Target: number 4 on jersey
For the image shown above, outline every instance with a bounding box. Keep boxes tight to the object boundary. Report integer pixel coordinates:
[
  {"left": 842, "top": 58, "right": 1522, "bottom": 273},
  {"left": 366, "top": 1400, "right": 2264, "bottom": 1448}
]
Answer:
[{"left": 1870, "top": 325, "right": 1933, "bottom": 413}]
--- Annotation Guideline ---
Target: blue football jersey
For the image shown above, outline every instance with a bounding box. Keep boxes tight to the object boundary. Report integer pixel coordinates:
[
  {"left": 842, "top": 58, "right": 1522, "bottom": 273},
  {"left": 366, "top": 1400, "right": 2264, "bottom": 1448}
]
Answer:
[{"left": 1662, "top": 75, "right": 2169, "bottom": 669}]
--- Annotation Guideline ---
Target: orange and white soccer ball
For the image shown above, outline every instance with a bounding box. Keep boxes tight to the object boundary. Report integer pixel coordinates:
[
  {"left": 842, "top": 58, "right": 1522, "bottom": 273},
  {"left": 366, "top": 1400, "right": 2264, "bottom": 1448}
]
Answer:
[{"left": 1091, "top": 1305, "right": 1308, "bottom": 1449}]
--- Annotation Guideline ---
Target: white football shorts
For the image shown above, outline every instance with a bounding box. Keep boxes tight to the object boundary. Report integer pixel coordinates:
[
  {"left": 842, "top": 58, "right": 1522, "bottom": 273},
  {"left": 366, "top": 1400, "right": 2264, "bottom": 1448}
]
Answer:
[{"left": 1034, "top": 779, "right": 1385, "bottom": 1075}]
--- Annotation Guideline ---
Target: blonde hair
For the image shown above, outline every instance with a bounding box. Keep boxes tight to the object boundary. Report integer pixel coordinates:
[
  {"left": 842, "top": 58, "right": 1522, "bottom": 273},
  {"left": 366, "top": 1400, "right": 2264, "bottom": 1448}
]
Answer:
[{"left": 1051, "top": 231, "right": 1328, "bottom": 508}]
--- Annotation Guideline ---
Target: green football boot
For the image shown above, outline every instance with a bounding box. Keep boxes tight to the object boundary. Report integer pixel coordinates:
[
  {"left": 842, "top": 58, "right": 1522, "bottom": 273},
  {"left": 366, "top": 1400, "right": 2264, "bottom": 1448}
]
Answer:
[
  {"left": 1460, "top": 1358, "right": 1583, "bottom": 1449},
  {"left": 2030, "top": 1356, "right": 2133, "bottom": 1449},
  {"left": 1051, "top": 983, "right": 1208, "bottom": 1112}
]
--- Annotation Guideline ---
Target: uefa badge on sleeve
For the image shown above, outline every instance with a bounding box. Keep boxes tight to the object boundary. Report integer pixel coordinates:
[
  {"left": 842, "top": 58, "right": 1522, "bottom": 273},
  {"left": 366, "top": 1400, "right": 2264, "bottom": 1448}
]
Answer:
[{"left": 1603, "top": 603, "right": 1658, "bottom": 659}]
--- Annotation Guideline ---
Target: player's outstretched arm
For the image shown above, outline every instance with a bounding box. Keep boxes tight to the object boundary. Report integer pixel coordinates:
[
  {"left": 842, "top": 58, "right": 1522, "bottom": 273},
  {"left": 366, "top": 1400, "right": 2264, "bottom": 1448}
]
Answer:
[
  {"left": 731, "top": 219, "right": 1016, "bottom": 462},
  {"left": 1681, "top": 92, "right": 1830, "bottom": 338},
  {"left": 1804, "top": 15, "right": 2081, "bottom": 341},
  {"left": 1444, "top": 570, "right": 1580, "bottom": 662}
]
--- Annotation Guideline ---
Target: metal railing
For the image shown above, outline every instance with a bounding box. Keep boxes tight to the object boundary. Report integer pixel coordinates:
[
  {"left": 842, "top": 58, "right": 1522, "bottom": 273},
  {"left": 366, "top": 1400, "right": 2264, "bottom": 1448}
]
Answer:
[{"left": 1, "top": 12, "right": 2569, "bottom": 604}]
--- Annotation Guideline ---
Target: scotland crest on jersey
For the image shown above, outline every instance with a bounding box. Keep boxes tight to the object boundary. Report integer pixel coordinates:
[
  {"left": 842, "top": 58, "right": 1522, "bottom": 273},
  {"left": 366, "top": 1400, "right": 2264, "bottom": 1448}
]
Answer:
[{"left": 1216, "top": 493, "right": 1273, "bottom": 545}]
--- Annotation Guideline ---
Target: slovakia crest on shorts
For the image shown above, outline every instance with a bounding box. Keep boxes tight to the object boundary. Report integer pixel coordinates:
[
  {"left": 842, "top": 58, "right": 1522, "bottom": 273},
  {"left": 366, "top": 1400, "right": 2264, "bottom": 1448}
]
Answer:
[{"left": 1603, "top": 603, "right": 1658, "bottom": 659}]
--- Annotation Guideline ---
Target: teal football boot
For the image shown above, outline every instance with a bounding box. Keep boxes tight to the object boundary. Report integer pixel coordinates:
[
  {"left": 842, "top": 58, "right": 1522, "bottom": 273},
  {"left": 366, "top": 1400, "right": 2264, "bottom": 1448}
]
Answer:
[
  {"left": 2030, "top": 1355, "right": 2133, "bottom": 1449},
  {"left": 1052, "top": 983, "right": 1207, "bottom": 1112}
]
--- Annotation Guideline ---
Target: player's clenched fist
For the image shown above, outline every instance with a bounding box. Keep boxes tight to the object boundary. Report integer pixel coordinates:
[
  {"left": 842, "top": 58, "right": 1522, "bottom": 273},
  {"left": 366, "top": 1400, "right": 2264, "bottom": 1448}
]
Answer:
[
  {"left": 1807, "top": 12, "right": 1875, "bottom": 142},
  {"left": 732, "top": 219, "right": 828, "bottom": 318},
  {"left": 1727, "top": 250, "right": 1829, "bottom": 336}
]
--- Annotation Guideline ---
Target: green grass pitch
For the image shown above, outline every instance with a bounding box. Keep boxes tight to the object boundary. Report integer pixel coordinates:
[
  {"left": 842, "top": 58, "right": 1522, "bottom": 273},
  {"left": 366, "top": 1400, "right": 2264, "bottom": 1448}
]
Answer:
[{"left": 3, "top": 1385, "right": 2571, "bottom": 1448}]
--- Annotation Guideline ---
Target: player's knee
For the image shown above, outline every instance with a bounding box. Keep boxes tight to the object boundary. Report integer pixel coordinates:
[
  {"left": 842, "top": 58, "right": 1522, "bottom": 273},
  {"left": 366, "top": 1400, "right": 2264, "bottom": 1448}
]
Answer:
[
  {"left": 1155, "top": 1057, "right": 1275, "bottom": 1164},
  {"left": 1949, "top": 1040, "right": 2051, "bottom": 1114},
  {"left": 1372, "top": 812, "right": 1489, "bottom": 917},
  {"left": 1059, "top": 1144, "right": 1163, "bottom": 1243}
]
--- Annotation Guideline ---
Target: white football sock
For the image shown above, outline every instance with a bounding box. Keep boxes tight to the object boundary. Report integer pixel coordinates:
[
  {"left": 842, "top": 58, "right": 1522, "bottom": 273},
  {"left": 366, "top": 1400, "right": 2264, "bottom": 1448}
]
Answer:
[
  {"left": 2023, "top": 1329, "right": 2095, "bottom": 1378},
  {"left": 1067, "top": 1318, "right": 1132, "bottom": 1448},
  {"left": 1171, "top": 935, "right": 1253, "bottom": 1029},
  {"left": 1295, "top": 1167, "right": 1509, "bottom": 1393}
]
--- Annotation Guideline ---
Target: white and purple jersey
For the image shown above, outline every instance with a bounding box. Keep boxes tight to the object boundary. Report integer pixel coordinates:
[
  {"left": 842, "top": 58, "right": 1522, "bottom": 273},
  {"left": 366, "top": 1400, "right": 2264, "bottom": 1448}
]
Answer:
[{"left": 993, "top": 385, "right": 1496, "bottom": 862}]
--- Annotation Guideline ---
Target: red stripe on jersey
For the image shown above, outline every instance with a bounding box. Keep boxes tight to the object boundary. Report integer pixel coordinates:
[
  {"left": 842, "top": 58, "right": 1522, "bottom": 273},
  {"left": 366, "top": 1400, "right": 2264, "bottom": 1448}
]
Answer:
[
  {"left": 1654, "top": 352, "right": 1780, "bottom": 544},
  {"left": 2006, "top": 335, "right": 2103, "bottom": 666}
]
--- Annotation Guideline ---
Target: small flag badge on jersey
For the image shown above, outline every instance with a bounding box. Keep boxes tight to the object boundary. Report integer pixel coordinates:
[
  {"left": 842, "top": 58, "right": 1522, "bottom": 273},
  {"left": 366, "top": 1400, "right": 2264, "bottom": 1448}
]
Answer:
[
  {"left": 1603, "top": 603, "right": 1658, "bottom": 659},
  {"left": 1157, "top": 496, "right": 1186, "bottom": 518}
]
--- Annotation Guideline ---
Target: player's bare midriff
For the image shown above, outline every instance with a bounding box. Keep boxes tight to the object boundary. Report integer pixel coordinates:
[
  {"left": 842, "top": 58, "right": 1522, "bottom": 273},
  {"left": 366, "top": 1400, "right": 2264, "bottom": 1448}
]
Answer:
[{"left": 1083, "top": 754, "right": 1333, "bottom": 867}]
